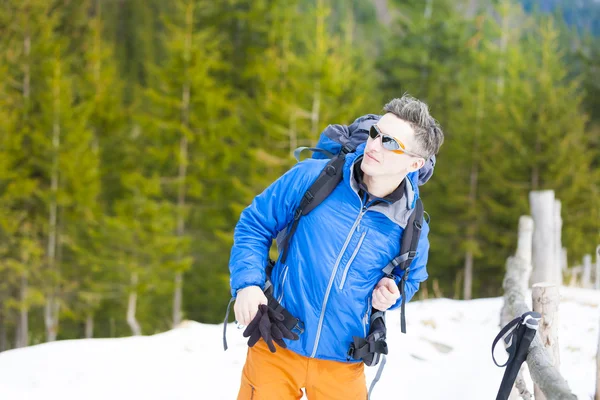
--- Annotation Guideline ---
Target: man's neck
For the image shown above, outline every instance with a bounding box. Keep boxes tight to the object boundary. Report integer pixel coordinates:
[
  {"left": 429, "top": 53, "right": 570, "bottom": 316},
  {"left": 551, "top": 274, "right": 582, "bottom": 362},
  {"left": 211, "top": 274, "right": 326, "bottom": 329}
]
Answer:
[{"left": 362, "top": 173, "right": 407, "bottom": 199}]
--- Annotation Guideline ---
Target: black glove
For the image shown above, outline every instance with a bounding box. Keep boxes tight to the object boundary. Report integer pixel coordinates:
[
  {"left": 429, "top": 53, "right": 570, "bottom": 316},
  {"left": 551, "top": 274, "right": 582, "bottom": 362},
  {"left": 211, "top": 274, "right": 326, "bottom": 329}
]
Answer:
[{"left": 243, "top": 304, "right": 299, "bottom": 353}]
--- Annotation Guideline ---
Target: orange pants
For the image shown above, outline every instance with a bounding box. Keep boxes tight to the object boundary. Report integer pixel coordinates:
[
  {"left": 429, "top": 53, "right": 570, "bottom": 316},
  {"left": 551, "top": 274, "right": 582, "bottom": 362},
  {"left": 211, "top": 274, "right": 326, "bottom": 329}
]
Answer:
[{"left": 237, "top": 339, "right": 367, "bottom": 400}]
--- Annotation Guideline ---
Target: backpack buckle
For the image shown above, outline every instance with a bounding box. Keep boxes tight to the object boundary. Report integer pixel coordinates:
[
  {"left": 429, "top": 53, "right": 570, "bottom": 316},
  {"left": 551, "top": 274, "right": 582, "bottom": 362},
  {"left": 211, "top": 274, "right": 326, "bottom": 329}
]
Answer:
[
  {"left": 292, "top": 320, "right": 305, "bottom": 336},
  {"left": 293, "top": 208, "right": 302, "bottom": 220},
  {"left": 303, "top": 191, "right": 315, "bottom": 203},
  {"left": 341, "top": 144, "right": 354, "bottom": 154},
  {"left": 347, "top": 345, "right": 355, "bottom": 360},
  {"left": 402, "top": 267, "right": 410, "bottom": 281}
]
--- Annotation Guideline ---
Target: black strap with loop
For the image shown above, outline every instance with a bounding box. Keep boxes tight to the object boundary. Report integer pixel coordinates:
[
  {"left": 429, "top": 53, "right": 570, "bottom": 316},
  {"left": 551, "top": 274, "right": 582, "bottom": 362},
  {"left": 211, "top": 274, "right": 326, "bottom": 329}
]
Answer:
[
  {"left": 347, "top": 311, "right": 388, "bottom": 400},
  {"left": 381, "top": 198, "right": 423, "bottom": 334},
  {"left": 492, "top": 311, "right": 541, "bottom": 400}
]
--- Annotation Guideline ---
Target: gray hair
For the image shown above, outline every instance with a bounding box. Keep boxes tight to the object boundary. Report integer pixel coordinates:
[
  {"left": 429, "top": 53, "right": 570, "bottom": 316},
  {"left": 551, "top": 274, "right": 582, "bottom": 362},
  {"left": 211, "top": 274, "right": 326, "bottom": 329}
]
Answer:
[{"left": 383, "top": 95, "right": 444, "bottom": 159}]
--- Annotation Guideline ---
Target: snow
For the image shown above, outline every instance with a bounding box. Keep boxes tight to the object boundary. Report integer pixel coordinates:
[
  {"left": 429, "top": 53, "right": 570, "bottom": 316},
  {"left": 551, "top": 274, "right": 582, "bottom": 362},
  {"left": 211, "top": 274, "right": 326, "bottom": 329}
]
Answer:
[{"left": 0, "top": 286, "right": 598, "bottom": 400}]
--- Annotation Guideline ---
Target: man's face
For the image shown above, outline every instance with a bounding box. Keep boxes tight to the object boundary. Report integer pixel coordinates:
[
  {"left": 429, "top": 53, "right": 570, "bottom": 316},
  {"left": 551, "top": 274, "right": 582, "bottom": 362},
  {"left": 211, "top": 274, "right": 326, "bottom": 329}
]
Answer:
[{"left": 361, "top": 113, "right": 426, "bottom": 179}]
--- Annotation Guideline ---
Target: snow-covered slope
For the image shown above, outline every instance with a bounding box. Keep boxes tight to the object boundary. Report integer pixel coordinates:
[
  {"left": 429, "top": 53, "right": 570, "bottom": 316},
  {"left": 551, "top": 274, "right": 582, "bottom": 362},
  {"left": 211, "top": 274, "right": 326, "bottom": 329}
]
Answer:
[{"left": 0, "top": 287, "right": 598, "bottom": 400}]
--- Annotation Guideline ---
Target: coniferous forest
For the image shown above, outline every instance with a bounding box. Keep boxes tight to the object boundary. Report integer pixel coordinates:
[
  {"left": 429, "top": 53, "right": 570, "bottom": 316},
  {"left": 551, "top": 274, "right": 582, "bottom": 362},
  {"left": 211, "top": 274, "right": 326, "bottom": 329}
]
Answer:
[{"left": 0, "top": 0, "right": 598, "bottom": 349}]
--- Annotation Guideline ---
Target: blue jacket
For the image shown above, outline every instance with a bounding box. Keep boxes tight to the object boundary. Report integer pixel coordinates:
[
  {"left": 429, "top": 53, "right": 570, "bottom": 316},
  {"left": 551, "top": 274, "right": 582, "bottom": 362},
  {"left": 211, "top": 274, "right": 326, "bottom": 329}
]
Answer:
[{"left": 229, "top": 146, "right": 430, "bottom": 362}]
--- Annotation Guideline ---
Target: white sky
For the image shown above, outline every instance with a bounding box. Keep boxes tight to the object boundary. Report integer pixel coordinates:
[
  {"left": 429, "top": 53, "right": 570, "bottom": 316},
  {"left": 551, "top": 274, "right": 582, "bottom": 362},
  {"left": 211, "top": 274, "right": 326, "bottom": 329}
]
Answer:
[{"left": 0, "top": 286, "right": 598, "bottom": 400}]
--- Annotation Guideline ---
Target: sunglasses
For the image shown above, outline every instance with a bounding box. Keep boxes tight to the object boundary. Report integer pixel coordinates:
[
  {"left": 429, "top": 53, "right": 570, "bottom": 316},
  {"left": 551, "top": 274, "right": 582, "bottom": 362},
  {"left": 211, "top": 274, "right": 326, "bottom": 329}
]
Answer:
[{"left": 369, "top": 125, "right": 425, "bottom": 158}]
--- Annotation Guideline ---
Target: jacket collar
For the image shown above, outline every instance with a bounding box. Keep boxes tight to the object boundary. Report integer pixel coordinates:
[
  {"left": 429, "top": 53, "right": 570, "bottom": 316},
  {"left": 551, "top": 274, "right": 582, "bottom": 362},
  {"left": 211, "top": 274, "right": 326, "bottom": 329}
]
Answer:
[{"left": 352, "top": 159, "right": 405, "bottom": 203}]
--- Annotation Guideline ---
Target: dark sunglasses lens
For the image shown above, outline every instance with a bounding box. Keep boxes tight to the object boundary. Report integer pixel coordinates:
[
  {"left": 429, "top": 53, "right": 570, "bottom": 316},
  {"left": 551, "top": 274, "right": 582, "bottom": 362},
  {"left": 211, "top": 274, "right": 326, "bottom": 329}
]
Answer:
[{"left": 369, "top": 125, "right": 378, "bottom": 139}]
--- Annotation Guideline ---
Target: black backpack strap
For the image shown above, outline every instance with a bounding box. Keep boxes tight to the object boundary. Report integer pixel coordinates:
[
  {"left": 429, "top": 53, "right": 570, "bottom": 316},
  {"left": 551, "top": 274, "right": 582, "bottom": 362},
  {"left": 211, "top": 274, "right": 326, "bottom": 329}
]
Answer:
[
  {"left": 279, "top": 147, "right": 352, "bottom": 264},
  {"left": 381, "top": 198, "right": 424, "bottom": 333},
  {"left": 222, "top": 296, "right": 236, "bottom": 350}
]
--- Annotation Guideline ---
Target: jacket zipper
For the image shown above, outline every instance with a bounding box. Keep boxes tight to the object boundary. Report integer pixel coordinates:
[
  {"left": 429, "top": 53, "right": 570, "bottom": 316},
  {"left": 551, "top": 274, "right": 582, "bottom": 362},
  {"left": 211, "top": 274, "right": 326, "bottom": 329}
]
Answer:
[
  {"left": 363, "top": 296, "right": 371, "bottom": 337},
  {"left": 310, "top": 206, "right": 368, "bottom": 358},
  {"left": 338, "top": 231, "right": 367, "bottom": 290},
  {"left": 277, "top": 265, "right": 289, "bottom": 303}
]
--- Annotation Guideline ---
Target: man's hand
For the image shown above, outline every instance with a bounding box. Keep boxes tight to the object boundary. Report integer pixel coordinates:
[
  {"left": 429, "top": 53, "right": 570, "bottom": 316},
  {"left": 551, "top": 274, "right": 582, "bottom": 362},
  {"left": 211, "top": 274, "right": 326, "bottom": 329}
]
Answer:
[
  {"left": 234, "top": 286, "right": 268, "bottom": 326},
  {"left": 372, "top": 277, "right": 400, "bottom": 311}
]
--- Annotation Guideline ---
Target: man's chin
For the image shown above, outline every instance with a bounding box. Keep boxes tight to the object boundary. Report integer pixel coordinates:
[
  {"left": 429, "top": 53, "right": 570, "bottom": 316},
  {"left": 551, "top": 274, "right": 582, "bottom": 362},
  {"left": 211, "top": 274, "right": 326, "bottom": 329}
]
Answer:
[{"left": 361, "top": 163, "right": 380, "bottom": 178}]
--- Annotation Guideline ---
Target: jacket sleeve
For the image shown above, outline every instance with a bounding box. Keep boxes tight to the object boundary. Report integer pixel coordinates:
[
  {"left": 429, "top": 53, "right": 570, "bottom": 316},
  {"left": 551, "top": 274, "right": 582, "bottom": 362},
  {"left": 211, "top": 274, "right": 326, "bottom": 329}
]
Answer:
[
  {"left": 228, "top": 160, "right": 324, "bottom": 296},
  {"left": 389, "top": 218, "right": 430, "bottom": 311}
]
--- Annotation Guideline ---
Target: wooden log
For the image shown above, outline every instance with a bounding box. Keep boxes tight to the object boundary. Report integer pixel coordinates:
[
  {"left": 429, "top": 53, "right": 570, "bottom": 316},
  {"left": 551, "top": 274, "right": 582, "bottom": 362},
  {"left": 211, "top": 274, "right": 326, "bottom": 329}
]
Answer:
[
  {"left": 502, "top": 216, "right": 534, "bottom": 399},
  {"left": 532, "top": 283, "right": 561, "bottom": 400},
  {"left": 561, "top": 248, "right": 568, "bottom": 273},
  {"left": 553, "top": 201, "right": 563, "bottom": 285},
  {"left": 419, "top": 281, "right": 429, "bottom": 301},
  {"left": 503, "top": 216, "right": 576, "bottom": 399},
  {"left": 583, "top": 255, "right": 593, "bottom": 289},
  {"left": 433, "top": 279, "right": 443, "bottom": 298},
  {"left": 596, "top": 316, "right": 600, "bottom": 400},
  {"left": 515, "top": 374, "right": 533, "bottom": 400},
  {"left": 568, "top": 266, "right": 581, "bottom": 288},
  {"left": 594, "top": 316, "right": 600, "bottom": 400},
  {"left": 502, "top": 217, "right": 533, "bottom": 325},
  {"left": 596, "top": 246, "right": 600, "bottom": 290},
  {"left": 516, "top": 215, "right": 534, "bottom": 264},
  {"left": 529, "top": 191, "right": 559, "bottom": 286}
]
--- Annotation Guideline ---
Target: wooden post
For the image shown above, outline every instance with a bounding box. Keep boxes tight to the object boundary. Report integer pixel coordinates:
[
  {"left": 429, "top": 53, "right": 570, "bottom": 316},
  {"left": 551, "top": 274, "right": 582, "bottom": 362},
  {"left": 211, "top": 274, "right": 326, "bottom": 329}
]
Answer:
[
  {"left": 583, "top": 255, "right": 593, "bottom": 289},
  {"left": 502, "top": 216, "right": 534, "bottom": 399},
  {"left": 532, "top": 283, "right": 560, "bottom": 400},
  {"left": 596, "top": 316, "right": 600, "bottom": 400},
  {"left": 569, "top": 266, "right": 581, "bottom": 287},
  {"left": 529, "top": 191, "right": 559, "bottom": 286},
  {"left": 502, "top": 216, "right": 533, "bottom": 325},
  {"left": 432, "top": 279, "right": 443, "bottom": 298},
  {"left": 503, "top": 216, "right": 576, "bottom": 399},
  {"left": 596, "top": 245, "right": 600, "bottom": 290},
  {"left": 85, "top": 313, "right": 94, "bottom": 339},
  {"left": 553, "top": 200, "right": 563, "bottom": 285}
]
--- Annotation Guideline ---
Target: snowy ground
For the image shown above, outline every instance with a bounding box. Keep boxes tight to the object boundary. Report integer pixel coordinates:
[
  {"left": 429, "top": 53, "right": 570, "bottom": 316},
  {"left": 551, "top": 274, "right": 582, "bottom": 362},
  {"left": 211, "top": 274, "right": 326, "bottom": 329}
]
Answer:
[{"left": 0, "top": 286, "right": 598, "bottom": 400}]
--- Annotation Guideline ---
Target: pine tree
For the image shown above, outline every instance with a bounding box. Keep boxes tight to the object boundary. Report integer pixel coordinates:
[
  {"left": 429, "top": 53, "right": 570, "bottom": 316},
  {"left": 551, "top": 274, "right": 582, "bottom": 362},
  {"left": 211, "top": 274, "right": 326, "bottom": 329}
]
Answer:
[
  {"left": 0, "top": 0, "right": 63, "bottom": 345},
  {"left": 0, "top": 53, "right": 46, "bottom": 349},
  {"left": 59, "top": 0, "right": 128, "bottom": 339},
  {"left": 0, "top": 0, "right": 105, "bottom": 342},
  {"left": 99, "top": 0, "right": 171, "bottom": 104},
  {"left": 137, "top": 0, "right": 239, "bottom": 327},
  {"left": 480, "top": 14, "right": 600, "bottom": 274}
]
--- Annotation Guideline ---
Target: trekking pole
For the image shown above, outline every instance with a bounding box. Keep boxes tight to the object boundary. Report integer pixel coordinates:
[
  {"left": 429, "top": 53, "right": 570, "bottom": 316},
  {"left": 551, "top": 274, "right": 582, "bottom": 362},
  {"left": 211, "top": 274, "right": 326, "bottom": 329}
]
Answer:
[{"left": 491, "top": 311, "right": 541, "bottom": 400}]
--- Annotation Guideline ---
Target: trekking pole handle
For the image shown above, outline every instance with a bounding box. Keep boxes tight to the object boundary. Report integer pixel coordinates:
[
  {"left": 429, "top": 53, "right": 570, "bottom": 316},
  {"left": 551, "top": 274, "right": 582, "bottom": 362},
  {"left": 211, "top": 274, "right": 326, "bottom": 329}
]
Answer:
[{"left": 523, "top": 313, "right": 541, "bottom": 330}]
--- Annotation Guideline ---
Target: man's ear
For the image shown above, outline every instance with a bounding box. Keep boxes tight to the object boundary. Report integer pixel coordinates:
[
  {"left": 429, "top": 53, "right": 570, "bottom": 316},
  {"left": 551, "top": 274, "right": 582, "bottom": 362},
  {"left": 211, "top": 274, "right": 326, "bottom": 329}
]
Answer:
[{"left": 408, "top": 158, "right": 426, "bottom": 172}]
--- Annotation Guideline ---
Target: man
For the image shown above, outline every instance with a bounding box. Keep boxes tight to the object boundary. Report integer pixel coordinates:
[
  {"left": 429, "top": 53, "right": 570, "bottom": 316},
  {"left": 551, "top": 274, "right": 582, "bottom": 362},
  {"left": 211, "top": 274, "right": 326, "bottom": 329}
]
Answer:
[{"left": 229, "top": 95, "right": 444, "bottom": 399}]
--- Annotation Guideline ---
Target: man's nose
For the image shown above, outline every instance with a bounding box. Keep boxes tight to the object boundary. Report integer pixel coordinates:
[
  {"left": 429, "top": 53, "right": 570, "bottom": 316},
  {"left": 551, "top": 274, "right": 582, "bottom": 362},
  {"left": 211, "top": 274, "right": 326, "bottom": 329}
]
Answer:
[{"left": 367, "top": 134, "right": 383, "bottom": 152}]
